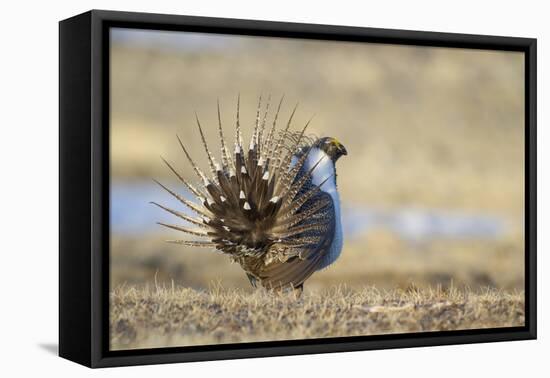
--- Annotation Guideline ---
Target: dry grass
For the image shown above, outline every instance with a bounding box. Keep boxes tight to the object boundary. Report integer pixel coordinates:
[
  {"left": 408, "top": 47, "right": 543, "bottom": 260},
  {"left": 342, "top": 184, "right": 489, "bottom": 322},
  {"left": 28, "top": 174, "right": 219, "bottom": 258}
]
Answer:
[{"left": 110, "top": 284, "right": 524, "bottom": 350}]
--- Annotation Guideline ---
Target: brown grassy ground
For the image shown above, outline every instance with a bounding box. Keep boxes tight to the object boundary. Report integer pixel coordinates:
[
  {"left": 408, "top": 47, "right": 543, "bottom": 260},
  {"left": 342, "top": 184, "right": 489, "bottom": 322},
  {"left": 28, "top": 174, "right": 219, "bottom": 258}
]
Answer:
[{"left": 110, "top": 284, "right": 524, "bottom": 350}]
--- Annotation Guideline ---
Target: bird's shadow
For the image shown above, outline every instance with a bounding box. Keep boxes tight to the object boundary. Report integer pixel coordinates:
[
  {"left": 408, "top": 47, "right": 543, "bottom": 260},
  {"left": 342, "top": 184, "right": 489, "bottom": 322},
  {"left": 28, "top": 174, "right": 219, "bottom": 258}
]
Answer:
[{"left": 38, "top": 343, "right": 58, "bottom": 355}]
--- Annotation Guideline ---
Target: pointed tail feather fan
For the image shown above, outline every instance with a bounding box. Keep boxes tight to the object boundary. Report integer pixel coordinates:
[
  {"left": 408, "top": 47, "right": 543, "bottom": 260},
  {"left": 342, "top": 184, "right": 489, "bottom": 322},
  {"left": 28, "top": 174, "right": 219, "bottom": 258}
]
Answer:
[{"left": 154, "top": 95, "right": 345, "bottom": 291}]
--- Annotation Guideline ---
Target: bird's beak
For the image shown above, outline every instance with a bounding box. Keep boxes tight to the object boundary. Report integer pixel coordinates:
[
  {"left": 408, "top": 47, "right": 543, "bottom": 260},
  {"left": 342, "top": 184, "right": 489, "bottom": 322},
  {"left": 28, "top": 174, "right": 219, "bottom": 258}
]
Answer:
[
  {"left": 333, "top": 139, "right": 347, "bottom": 156},
  {"left": 339, "top": 143, "right": 348, "bottom": 156},
  {"left": 328, "top": 138, "right": 347, "bottom": 160}
]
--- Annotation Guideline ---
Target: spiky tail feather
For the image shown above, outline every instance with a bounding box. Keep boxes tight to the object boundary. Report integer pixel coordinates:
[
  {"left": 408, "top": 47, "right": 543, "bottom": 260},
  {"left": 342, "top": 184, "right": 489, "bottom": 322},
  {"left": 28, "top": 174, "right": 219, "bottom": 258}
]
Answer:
[{"left": 154, "top": 96, "right": 330, "bottom": 260}]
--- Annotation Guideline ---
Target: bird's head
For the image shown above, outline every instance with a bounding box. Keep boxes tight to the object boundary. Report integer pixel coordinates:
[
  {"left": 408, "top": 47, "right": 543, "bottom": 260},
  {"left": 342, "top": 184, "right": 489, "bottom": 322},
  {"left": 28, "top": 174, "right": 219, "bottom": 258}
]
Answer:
[{"left": 315, "top": 137, "right": 348, "bottom": 162}]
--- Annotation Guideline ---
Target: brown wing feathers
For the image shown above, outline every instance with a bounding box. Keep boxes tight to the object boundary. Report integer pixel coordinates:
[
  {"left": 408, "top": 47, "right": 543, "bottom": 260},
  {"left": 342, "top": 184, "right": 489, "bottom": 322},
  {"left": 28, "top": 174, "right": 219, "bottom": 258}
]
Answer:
[{"left": 154, "top": 96, "right": 335, "bottom": 288}]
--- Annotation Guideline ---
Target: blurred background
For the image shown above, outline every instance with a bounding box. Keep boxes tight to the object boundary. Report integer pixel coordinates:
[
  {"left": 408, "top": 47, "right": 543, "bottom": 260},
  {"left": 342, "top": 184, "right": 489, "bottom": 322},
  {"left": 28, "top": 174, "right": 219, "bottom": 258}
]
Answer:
[{"left": 110, "top": 28, "right": 525, "bottom": 292}]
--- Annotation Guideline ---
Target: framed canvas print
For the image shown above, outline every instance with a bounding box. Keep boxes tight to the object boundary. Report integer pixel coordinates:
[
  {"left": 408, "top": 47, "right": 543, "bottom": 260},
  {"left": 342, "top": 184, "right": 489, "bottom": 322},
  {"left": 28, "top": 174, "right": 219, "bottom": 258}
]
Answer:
[{"left": 59, "top": 10, "right": 537, "bottom": 368}]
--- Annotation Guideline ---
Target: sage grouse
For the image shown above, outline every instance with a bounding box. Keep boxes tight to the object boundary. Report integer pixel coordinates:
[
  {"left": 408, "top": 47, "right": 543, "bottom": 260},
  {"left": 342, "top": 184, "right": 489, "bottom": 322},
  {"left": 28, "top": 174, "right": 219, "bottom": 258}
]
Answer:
[{"left": 153, "top": 96, "right": 347, "bottom": 292}]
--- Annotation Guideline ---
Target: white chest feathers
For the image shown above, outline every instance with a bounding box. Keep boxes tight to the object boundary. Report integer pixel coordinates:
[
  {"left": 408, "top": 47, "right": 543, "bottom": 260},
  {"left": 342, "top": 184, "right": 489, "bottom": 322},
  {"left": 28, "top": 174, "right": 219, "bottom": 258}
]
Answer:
[{"left": 301, "top": 148, "right": 344, "bottom": 270}]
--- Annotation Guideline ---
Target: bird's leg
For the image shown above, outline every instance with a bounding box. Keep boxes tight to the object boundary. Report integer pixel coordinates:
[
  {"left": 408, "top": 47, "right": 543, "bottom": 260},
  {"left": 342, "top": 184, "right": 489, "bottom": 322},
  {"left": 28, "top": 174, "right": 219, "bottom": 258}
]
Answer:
[
  {"left": 292, "top": 283, "right": 304, "bottom": 299},
  {"left": 265, "top": 283, "right": 303, "bottom": 299},
  {"left": 246, "top": 273, "right": 258, "bottom": 288}
]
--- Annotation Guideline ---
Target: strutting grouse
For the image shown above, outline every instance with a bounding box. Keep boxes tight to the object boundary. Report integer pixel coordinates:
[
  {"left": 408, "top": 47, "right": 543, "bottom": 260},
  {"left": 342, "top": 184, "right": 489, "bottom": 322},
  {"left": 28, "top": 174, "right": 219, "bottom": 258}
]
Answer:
[{"left": 153, "top": 95, "right": 347, "bottom": 292}]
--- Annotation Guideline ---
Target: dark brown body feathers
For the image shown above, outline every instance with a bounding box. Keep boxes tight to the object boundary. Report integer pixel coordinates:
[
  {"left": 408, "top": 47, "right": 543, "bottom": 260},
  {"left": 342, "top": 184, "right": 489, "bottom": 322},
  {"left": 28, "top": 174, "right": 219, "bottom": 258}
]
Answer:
[{"left": 154, "top": 96, "right": 340, "bottom": 290}]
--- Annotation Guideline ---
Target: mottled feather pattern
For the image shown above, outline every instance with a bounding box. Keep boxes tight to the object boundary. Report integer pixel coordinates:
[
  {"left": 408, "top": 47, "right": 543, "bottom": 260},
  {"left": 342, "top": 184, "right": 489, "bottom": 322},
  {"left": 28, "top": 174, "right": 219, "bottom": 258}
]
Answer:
[{"left": 154, "top": 96, "right": 344, "bottom": 290}]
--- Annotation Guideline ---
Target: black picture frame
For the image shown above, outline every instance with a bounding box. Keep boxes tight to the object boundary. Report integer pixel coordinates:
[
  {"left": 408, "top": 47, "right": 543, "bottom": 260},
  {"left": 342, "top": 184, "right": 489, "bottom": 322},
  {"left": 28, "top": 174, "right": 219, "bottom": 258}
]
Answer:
[{"left": 59, "top": 9, "right": 537, "bottom": 368}]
